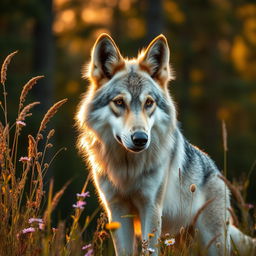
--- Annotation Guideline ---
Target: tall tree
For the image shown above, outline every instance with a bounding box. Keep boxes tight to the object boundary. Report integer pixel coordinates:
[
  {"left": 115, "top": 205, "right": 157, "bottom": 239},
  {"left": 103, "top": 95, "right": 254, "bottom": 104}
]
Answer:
[
  {"left": 145, "top": 0, "right": 164, "bottom": 42},
  {"left": 33, "top": 0, "right": 54, "bottom": 113}
]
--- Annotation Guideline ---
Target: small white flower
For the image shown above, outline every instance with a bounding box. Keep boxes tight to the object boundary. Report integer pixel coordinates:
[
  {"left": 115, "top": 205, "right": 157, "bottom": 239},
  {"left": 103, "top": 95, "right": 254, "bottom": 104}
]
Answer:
[
  {"left": 164, "top": 238, "right": 175, "bottom": 246},
  {"left": 147, "top": 247, "right": 155, "bottom": 253}
]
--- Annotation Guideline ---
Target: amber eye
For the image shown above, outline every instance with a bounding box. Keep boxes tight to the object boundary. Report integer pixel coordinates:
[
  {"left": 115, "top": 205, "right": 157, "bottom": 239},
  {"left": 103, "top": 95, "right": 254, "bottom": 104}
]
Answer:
[
  {"left": 145, "top": 98, "right": 154, "bottom": 108},
  {"left": 113, "top": 98, "right": 125, "bottom": 108}
]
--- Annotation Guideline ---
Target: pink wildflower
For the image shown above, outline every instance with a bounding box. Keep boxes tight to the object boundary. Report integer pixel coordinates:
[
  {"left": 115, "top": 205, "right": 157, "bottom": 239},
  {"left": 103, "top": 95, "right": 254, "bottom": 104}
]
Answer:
[
  {"left": 39, "top": 223, "right": 45, "bottom": 230},
  {"left": 22, "top": 227, "right": 35, "bottom": 234},
  {"left": 84, "top": 249, "right": 93, "bottom": 256},
  {"left": 19, "top": 156, "right": 31, "bottom": 163},
  {"left": 72, "top": 201, "right": 86, "bottom": 209},
  {"left": 246, "top": 203, "right": 254, "bottom": 209},
  {"left": 29, "top": 218, "right": 43, "bottom": 224},
  {"left": 82, "top": 244, "right": 92, "bottom": 250},
  {"left": 76, "top": 191, "right": 90, "bottom": 198},
  {"left": 16, "top": 120, "right": 26, "bottom": 126}
]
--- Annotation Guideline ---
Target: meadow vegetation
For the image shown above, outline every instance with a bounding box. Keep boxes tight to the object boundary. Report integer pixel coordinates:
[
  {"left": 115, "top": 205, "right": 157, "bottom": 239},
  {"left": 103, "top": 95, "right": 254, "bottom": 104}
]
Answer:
[{"left": 0, "top": 52, "right": 255, "bottom": 256}]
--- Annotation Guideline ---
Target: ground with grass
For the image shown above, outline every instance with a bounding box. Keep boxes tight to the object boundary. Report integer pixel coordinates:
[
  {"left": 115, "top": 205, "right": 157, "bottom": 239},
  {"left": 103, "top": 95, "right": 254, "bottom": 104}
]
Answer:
[{"left": 0, "top": 52, "right": 255, "bottom": 256}]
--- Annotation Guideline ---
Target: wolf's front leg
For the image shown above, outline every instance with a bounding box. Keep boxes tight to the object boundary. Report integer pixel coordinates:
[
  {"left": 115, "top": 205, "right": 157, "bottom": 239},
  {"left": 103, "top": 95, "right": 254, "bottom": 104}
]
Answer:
[
  {"left": 108, "top": 200, "right": 135, "bottom": 256},
  {"left": 135, "top": 201, "right": 162, "bottom": 255}
]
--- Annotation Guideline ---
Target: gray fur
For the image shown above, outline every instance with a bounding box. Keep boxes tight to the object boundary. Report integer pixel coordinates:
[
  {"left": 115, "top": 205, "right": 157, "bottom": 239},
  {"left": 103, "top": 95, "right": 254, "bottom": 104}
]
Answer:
[{"left": 76, "top": 34, "right": 256, "bottom": 256}]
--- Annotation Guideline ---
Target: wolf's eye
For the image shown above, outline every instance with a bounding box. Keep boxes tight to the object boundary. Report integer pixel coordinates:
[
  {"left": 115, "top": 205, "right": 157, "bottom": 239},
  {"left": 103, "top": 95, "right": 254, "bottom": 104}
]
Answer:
[
  {"left": 145, "top": 98, "right": 154, "bottom": 108},
  {"left": 113, "top": 98, "right": 125, "bottom": 108}
]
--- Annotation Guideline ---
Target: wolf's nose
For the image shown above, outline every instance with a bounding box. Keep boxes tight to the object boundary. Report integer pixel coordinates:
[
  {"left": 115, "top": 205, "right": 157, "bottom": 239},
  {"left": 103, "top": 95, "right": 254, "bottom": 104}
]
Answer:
[{"left": 131, "top": 132, "right": 148, "bottom": 147}]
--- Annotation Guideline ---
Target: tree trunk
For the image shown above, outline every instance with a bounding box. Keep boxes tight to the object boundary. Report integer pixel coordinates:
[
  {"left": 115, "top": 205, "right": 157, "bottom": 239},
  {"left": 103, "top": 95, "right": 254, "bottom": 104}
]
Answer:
[
  {"left": 33, "top": 0, "right": 54, "bottom": 181},
  {"left": 33, "top": 0, "right": 54, "bottom": 113},
  {"left": 145, "top": 0, "right": 164, "bottom": 42}
]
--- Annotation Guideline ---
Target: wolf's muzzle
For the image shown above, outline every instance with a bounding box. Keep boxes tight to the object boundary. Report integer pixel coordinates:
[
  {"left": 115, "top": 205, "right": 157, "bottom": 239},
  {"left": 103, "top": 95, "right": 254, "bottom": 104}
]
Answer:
[{"left": 131, "top": 132, "right": 148, "bottom": 148}]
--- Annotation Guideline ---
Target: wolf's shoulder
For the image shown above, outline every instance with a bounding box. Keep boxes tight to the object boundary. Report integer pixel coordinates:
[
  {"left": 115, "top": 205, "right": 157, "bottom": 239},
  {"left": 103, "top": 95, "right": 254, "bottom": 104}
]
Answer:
[{"left": 181, "top": 136, "right": 220, "bottom": 185}]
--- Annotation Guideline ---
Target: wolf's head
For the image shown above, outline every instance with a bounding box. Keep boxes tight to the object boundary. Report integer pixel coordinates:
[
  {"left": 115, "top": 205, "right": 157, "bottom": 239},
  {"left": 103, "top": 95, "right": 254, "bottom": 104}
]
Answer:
[{"left": 77, "top": 34, "right": 177, "bottom": 154}]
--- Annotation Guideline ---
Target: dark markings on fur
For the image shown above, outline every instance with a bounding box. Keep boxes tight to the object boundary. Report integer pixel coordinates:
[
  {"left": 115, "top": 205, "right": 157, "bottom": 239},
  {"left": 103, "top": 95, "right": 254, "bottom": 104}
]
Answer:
[
  {"left": 183, "top": 140, "right": 194, "bottom": 174},
  {"left": 183, "top": 139, "right": 218, "bottom": 187},
  {"left": 150, "top": 91, "right": 170, "bottom": 115},
  {"left": 90, "top": 87, "right": 121, "bottom": 112},
  {"left": 202, "top": 168, "right": 213, "bottom": 185},
  {"left": 127, "top": 72, "right": 143, "bottom": 112},
  {"left": 90, "top": 70, "right": 170, "bottom": 116}
]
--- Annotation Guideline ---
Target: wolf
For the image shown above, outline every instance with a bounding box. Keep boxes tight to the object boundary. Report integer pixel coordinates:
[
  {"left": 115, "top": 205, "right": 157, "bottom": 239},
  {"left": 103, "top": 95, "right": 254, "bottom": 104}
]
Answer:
[{"left": 76, "top": 33, "right": 255, "bottom": 255}]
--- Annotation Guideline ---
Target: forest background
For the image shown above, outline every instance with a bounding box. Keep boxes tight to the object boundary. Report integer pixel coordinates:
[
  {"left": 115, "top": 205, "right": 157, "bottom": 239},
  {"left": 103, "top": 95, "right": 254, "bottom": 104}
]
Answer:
[{"left": 1, "top": 0, "right": 256, "bottom": 233}]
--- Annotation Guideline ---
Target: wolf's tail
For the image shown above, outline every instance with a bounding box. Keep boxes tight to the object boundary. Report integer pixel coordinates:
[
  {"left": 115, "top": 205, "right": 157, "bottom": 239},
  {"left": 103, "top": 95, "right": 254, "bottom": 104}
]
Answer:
[{"left": 229, "top": 225, "right": 256, "bottom": 255}]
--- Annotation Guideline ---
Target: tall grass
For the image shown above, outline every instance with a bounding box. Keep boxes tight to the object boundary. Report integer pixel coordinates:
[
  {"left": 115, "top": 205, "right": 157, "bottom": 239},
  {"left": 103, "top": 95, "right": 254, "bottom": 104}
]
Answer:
[
  {"left": 0, "top": 52, "right": 99, "bottom": 256},
  {"left": 0, "top": 52, "right": 254, "bottom": 256}
]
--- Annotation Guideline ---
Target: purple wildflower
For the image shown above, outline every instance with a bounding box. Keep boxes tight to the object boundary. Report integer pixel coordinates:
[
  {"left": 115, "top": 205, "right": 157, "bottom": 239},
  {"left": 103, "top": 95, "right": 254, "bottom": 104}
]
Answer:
[
  {"left": 19, "top": 156, "right": 31, "bottom": 163},
  {"left": 246, "top": 203, "right": 254, "bottom": 209},
  {"left": 82, "top": 244, "right": 92, "bottom": 250},
  {"left": 29, "top": 218, "right": 43, "bottom": 224},
  {"left": 16, "top": 121, "right": 26, "bottom": 126},
  {"left": 39, "top": 223, "right": 45, "bottom": 230},
  {"left": 84, "top": 249, "right": 93, "bottom": 256},
  {"left": 76, "top": 191, "right": 90, "bottom": 198},
  {"left": 22, "top": 227, "right": 35, "bottom": 234},
  {"left": 72, "top": 201, "right": 86, "bottom": 209}
]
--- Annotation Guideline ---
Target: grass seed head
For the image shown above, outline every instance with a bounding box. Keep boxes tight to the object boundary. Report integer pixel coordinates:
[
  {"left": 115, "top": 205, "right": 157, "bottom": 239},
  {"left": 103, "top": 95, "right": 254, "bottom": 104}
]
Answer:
[
  {"left": 1, "top": 51, "right": 18, "bottom": 86},
  {"left": 39, "top": 98, "right": 67, "bottom": 133},
  {"left": 19, "top": 76, "right": 44, "bottom": 109},
  {"left": 190, "top": 184, "right": 197, "bottom": 193},
  {"left": 17, "top": 102, "right": 40, "bottom": 122},
  {"left": 28, "top": 135, "right": 37, "bottom": 159}
]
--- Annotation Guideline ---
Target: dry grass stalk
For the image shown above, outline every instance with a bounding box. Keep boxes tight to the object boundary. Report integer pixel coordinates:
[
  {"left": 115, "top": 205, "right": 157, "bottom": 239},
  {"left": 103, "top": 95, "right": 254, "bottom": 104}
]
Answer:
[
  {"left": 43, "top": 180, "right": 71, "bottom": 223},
  {"left": 228, "top": 207, "right": 239, "bottom": 227},
  {"left": 0, "top": 122, "right": 6, "bottom": 166},
  {"left": 39, "top": 98, "right": 68, "bottom": 133},
  {"left": 0, "top": 123, "right": 8, "bottom": 168},
  {"left": 1, "top": 51, "right": 18, "bottom": 85},
  {"left": 222, "top": 120, "right": 228, "bottom": 152},
  {"left": 218, "top": 175, "right": 245, "bottom": 207},
  {"left": 17, "top": 102, "right": 40, "bottom": 122},
  {"left": 35, "top": 161, "right": 44, "bottom": 208},
  {"left": 191, "top": 198, "right": 216, "bottom": 227},
  {"left": 19, "top": 76, "right": 44, "bottom": 109},
  {"left": 3, "top": 123, "right": 9, "bottom": 137},
  {"left": 205, "top": 233, "right": 221, "bottom": 252},
  {"left": 47, "top": 129, "right": 55, "bottom": 140},
  {"left": 28, "top": 135, "right": 37, "bottom": 159},
  {"left": 16, "top": 164, "right": 31, "bottom": 194}
]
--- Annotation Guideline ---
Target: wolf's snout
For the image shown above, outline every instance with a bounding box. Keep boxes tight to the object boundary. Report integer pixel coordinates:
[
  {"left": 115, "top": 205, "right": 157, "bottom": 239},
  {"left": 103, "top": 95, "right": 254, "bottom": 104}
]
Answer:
[{"left": 131, "top": 132, "right": 148, "bottom": 147}]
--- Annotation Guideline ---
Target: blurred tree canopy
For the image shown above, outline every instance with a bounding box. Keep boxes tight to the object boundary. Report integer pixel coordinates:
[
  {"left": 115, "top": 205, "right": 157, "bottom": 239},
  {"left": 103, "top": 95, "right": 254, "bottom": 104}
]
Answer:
[{"left": 0, "top": 0, "right": 256, "bottom": 219}]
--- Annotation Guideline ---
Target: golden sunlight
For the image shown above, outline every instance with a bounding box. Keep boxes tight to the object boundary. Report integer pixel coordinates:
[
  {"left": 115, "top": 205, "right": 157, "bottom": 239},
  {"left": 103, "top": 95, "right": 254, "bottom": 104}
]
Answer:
[
  {"left": 81, "top": 7, "right": 112, "bottom": 25},
  {"left": 53, "top": 9, "right": 76, "bottom": 33}
]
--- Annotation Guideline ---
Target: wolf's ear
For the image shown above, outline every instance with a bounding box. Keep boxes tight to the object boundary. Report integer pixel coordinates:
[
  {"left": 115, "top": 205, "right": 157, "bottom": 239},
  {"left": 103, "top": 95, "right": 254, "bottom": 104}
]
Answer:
[
  {"left": 139, "top": 35, "right": 173, "bottom": 86},
  {"left": 89, "top": 33, "right": 124, "bottom": 86}
]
